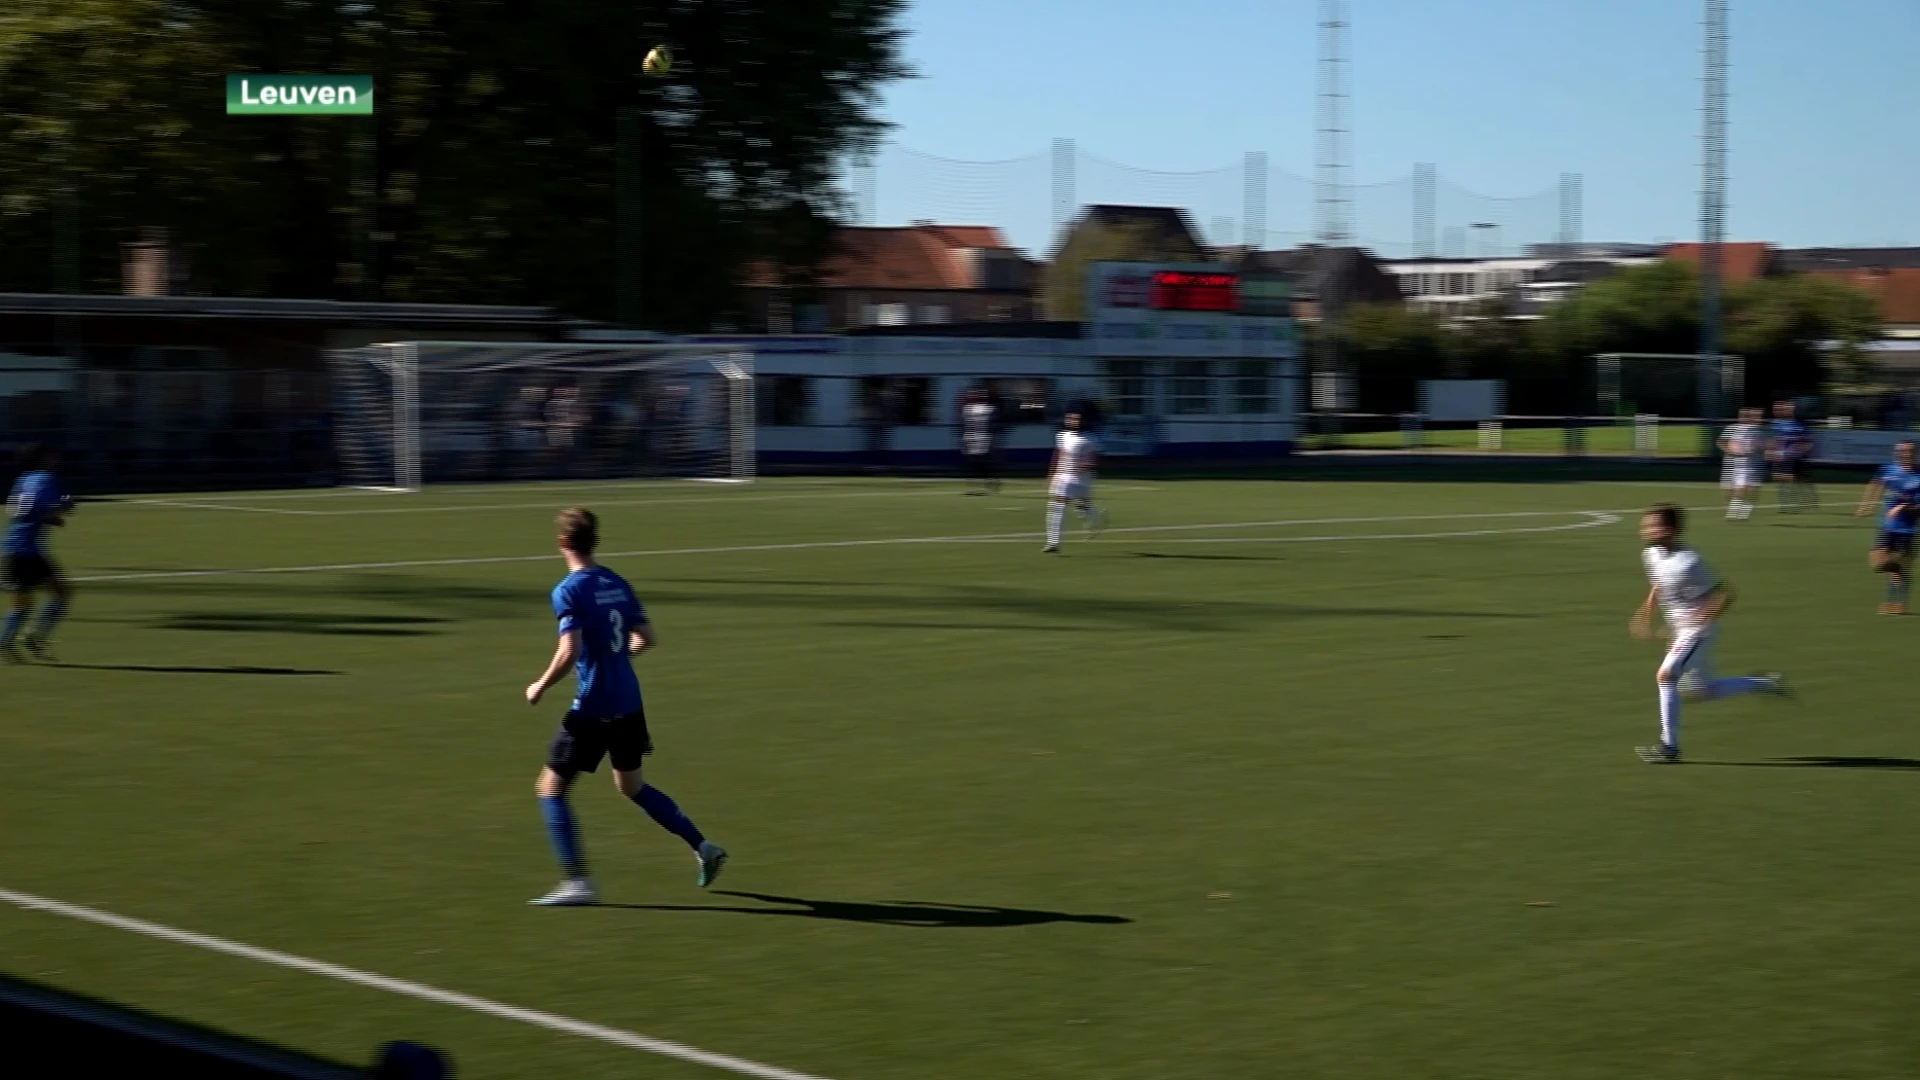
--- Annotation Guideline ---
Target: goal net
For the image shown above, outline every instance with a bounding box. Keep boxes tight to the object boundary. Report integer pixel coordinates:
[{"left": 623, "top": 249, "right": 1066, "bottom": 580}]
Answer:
[{"left": 328, "top": 341, "right": 754, "bottom": 491}]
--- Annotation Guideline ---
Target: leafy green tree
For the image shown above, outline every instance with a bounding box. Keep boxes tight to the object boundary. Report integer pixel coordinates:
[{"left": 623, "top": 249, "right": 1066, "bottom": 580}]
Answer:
[
  {"left": 1043, "top": 220, "right": 1204, "bottom": 321},
  {"left": 0, "top": 0, "right": 908, "bottom": 329}
]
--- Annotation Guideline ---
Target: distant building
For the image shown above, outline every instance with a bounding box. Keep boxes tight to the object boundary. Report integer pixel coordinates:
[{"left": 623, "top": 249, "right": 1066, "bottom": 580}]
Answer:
[
  {"left": 1043, "top": 205, "right": 1210, "bottom": 320},
  {"left": 1780, "top": 248, "right": 1920, "bottom": 339},
  {"left": 1229, "top": 246, "right": 1404, "bottom": 322},
  {"left": 739, "top": 223, "right": 1040, "bottom": 333},
  {"left": 1662, "top": 242, "right": 1779, "bottom": 284},
  {"left": 1382, "top": 246, "right": 1660, "bottom": 322}
]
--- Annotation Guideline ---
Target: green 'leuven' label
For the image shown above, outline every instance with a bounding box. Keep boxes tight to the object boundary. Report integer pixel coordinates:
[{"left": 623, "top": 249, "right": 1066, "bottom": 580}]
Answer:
[{"left": 227, "top": 75, "right": 373, "bottom": 115}]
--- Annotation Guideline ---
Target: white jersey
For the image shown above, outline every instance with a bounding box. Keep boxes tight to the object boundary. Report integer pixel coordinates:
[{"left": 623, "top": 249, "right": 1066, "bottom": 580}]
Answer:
[
  {"left": 963, "top": 402, "right": 995, "bottom": 455},
  {"left": 1643, "top": 545, "right": 1718, "bottom": 632},
  {"left": 1722, "top": 423, "right": 1763, "bottom": 465},
  {"left": 1054, "top": 430, "right": 1096, "bottom": 482}
]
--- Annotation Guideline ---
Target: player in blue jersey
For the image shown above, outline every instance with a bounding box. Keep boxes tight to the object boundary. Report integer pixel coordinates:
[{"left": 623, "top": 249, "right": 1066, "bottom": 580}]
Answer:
[
  {"left": 1768, "top": 400, "right": 1816, "bottom": 514},
  {"left": 1857, "top": 440, "right": 1920, "bottom": 615},
  {"left": 3, "top": 444, "right": 74, "bottom": 662},
  {"left": 523, "top": 507, "right": 727, "bottom": 906}
]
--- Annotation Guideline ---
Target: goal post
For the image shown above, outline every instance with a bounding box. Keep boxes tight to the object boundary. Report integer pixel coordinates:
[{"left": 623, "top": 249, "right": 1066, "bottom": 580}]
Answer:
[
  {"left": 327, "top": 341, "right": 755, "bottom": 491},
  {"left": 1593, "top": 352, "right": 1744, "bottom": 457}
]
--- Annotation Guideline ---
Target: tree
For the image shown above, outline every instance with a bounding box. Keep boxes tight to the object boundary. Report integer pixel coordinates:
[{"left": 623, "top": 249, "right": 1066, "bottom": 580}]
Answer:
[
  {"left": 1728, "top": 272, "right": 1880, "bottom": 400},
  {"left": 1043, "top": 217, "right": 1204, "bottom": 321},
  {"left": 0, "top": 0, "right": 909, "bottom": 329},
  {"left": 1333, "top": 303, "right": 1446, "bottom": 413}
]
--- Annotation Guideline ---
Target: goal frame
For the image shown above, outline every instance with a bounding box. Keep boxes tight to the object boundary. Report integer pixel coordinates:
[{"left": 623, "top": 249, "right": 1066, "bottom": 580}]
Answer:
[
  {"left": 329, "top": 340, "right": 756, "bottom": 493},
  {"left": 1594, "top": 351, "right": 1744, "bottom": 457}
]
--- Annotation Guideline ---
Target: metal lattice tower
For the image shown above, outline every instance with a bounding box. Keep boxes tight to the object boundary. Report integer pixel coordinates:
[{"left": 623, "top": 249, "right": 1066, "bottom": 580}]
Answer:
[
  {"left": 1699, "top": 0, "right": 1728, "bottom": 430},
  {"left": 1313, "top": 0, "right": 1352, "bottom": 418},
  {"left": 1051, "top": 138, "right": 1076, "bottom": 245},
  {"left": 1413, "top": 163, "right": 1436, "bottom": 258},
  {"left": 1243, "top": 151, "right": 1268, "bottom": 249},
  {"left": 1560, "top": 173, "right": 1583, "bottom": 249},
  {"left": 1315, "top": 0, "right": 1352, "bottom": 249},
  {"left": 854, "top": 151, "right": 877, "bottom": 226}
]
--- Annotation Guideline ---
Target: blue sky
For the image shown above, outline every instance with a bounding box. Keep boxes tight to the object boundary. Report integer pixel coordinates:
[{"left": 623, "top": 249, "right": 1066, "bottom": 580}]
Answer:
[{"left": 867, "top": 0, "right": 1918, "bottom": 256}]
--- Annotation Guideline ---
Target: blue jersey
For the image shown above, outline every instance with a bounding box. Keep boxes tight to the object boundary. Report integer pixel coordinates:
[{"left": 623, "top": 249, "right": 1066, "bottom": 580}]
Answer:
[
  {"left": 1878, "top": 464, "right": 1920, "bottom": 536},
  {"left": 4, "top": 470, "right": 67, "bottom": 556},
  {"left": 551, "top": 565, "right": 647, "bottom": 718},
  {"left": 1772, "top": 418, "right": 1810, "bottom": 459}
]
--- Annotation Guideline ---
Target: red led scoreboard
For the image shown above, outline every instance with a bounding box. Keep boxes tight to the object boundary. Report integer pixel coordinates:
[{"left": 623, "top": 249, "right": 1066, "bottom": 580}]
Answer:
[{"left": 1147, "top": 269, "right": 1239, "bottom": 312}]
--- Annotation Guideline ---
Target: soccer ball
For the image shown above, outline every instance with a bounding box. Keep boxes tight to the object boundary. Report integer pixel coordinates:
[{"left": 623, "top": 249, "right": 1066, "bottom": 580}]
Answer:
[{"left": 643, "top": 46, "right": 673, "bottom": 78}]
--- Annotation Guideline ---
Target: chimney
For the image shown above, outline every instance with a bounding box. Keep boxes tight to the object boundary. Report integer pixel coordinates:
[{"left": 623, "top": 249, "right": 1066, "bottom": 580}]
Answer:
[{"left": 122, "top": 227, "right": 174, "bottom": 296}]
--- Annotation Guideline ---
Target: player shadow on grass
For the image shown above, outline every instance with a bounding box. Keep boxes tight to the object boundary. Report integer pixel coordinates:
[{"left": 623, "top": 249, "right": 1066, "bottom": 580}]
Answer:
[
  {"left": 632, "top": 582, "right": 1536, "bottom": 633},
  {"left": 1127, "top": 551, "right": 1284, "bottom": 562},
  {"left": 149, "top": 611, "right": 446, "bottom": 637},
  {"left": 603, "top": 891, "right": 1131, "bottom": 928},
  {"left": 44, "top": 662, "right": 339, "bottom": 676},
  {"left": 1687, "top": 756, "right": 1920, "bottom": 771}
]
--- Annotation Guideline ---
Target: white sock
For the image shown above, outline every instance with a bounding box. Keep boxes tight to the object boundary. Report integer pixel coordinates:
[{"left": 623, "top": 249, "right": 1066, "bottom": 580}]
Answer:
[
  {"left": 1046, "top": 502, "right": 1064, "bottom": 546},
  {"left": 1658, "top": 682, "right": 1681, "bottom": 750},
  {"left": 1705, "top": 676, "right": 1772, "bottom": 700}
]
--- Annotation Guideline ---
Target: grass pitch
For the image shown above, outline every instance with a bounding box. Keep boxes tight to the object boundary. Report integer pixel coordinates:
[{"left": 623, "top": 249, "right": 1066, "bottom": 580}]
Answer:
[{"left": 4, "top": 474, "right": 1919, "bottom": 1080}]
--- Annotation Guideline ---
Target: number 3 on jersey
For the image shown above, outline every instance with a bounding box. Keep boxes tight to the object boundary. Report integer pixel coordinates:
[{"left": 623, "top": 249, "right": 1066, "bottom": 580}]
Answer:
[{"left": 608, "top": 609, "right": 626, "bottom": 654}]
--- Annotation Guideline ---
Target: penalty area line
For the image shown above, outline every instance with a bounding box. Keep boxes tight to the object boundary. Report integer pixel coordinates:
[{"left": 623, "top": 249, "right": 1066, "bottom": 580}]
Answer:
[
  {"left": 0, "top": 887, "right": 840, "bottom": 1080},
  {"left": 68, "top": 509, "right": 1629, "bottom": 584}
]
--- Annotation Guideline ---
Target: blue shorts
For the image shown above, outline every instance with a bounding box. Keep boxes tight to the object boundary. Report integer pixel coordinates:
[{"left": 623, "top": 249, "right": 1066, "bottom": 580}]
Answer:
[{"left": 1874, "top": 531, "right": 1915, "bottom": 559}]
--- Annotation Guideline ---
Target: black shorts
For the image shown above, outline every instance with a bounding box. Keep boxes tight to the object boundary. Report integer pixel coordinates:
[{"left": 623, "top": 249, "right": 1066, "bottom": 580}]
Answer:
[
  {"left": 3, "top": 553, "right": 58, "bottom": 593},
  {"left": 546, "top": 709, "right": 652, "bottom": 777},
  {"left": 1775, "top": 458, "right": 1807, "bottom": 480},
  {"left": 1875, "top": 531, "right": 1915, "bottom": 560}
]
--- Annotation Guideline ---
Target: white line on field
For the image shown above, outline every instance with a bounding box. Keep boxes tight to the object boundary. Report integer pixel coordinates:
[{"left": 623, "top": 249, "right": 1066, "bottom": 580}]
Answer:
[
  {"left": 70, "top": 509, "right": 1625, "bottom": 584},
  {"left": 127, "top": 484, "right": 1157, "bottom": 517},
  {"left": 1151, "top": 512, "right": 1621, "bottom": 543},
  {"left": 0, "top": 887, "right": 839, "bottom": 1080}
]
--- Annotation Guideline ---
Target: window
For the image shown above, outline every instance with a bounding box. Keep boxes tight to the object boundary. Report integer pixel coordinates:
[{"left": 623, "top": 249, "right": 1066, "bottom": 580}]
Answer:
[
  {"left": 1105, "top": 360, "right": 1150, "bottom": 417},
  {"left": 1170, "top": 360, "right": 1213, "bottom": 415},
  {"left": 1233, "top": 360, "right": 1271, "bottom": 415},
  {"left": 988, "top": 377, "right": 1053, "bottom": 425},
  {"left": 756, "top": 376, "right": 811, "bottom": 426},
  {"left": 893, "top": 376, "right": 933, "bottom": 425},
  {"left": 862, "top": 303, "right": 910, "bottom": 327}
]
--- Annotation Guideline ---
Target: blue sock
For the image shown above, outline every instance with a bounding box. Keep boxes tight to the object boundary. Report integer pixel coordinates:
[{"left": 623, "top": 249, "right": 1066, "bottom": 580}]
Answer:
[
  {"left": 633, "top": 785, "right": 706, "bottom": 851},
  {"left": 31, "top": 599, "right": 65, "bottom": 639},
  {"left": 0, "top": 610, "right": 22, "bottom": 646},
  {"left": 539, "top": 795, "right": 587, "bottom": 879},
  {"left": 1889, "top": 574, "right": 1907, "bottom": 604}
]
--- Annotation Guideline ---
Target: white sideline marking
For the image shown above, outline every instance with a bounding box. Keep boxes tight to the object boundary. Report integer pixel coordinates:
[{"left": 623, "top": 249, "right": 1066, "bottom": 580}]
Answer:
[
  {"left": 128, "top": 484, "right": 1157, "bottom": 517},
  {"left": 71, "top": 509, "right": 1624, "bottom": 584},
  {"left": 0, "top": 887, "right": 839, "bottom": 1080},
  {"left": 1151, "top": 511, "right": 1621, "bottom": 543}
]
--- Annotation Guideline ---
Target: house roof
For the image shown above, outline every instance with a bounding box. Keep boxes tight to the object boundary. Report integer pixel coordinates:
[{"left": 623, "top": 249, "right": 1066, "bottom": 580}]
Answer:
[
  {"left": 744, "top": 224, "right": 1020, "bottom": 291},
  {"left": 1060, "top": 205, "right": 1204, "bottom": 255},
  {"left": 0, "top": 292, "right": 560, "bottom": 325},
  {"left": 1805, "top": 267, "right": 1920, "bottom": 326},
  {"left": 1662, "top": 242, "right": 1775, "bottom": 283},
  {"left": 1779, "top": 247, "right": 1920, "bottom": 273},
  {"left": 1230, "top": 247, "right": 1402, "bottom": 302}
]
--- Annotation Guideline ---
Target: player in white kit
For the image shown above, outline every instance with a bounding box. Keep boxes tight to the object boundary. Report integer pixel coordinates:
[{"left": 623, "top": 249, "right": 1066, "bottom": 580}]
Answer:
[
  {"left": 1718, "top": 406, "right": 1766, "bottom": 521},
  {"left": 1043, "top": 410, "right": 1106, "bottom": 553},
  {"left": 1631, "top": 503, "right": 1788, "bottom": 763}
]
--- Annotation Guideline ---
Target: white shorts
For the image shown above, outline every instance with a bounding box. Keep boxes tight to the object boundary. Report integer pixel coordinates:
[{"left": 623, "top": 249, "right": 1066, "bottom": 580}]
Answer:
[
  {"left": 1050, "top": 476, "right": 1092, "bottom": 502},
  {"left": 1660, "top": 626, "right": 1717, "bottom": 693},
  {"left": 1722, "top": 463, "right": 1763, "bottom": 491}
]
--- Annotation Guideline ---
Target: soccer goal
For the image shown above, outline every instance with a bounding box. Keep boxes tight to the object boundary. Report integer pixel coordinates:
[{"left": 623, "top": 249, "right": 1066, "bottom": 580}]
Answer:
[
  {"left": 328, "top": 341, "right": 755, "bottom": 491},
  {"left": 1593, "top": 352, "right": 1744, "bottom": 457}
]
